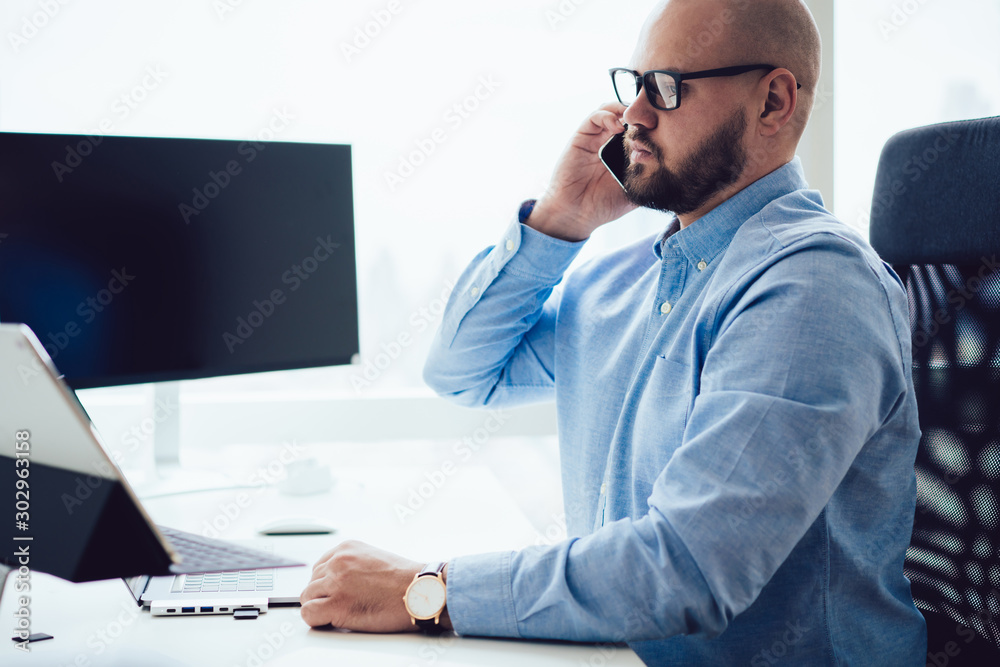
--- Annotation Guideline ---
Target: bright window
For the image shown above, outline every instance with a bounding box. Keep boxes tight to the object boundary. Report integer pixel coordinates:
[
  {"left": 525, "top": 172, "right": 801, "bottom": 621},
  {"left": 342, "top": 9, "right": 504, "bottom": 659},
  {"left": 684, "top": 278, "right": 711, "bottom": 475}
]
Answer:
[{"left": 834, "top": 0, "right": 1000, "bottom": 228}]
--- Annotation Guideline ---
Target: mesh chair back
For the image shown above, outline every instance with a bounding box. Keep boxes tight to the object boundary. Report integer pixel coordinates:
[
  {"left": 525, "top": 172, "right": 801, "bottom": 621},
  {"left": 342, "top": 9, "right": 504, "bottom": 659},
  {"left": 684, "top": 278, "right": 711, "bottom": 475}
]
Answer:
[
  {"left": 906, "top": 262, "right": 1000, "bottom": 647},
  {"left": 870, "top": 115, "right": 1000, "bottom": 658}
]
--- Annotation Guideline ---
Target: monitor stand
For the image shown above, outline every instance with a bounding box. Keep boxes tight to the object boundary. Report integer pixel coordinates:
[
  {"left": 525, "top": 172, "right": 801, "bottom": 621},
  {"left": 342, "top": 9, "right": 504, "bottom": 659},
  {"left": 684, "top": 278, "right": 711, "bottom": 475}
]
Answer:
[
  {"left": 129, "top": 382, "right": 245, "bottom": 499},
  {"left": 3, "top": 564, "right": 14, "bottom": 644},
  {"left": 1, "top": 563, "right": 11, "bottom": 606}
]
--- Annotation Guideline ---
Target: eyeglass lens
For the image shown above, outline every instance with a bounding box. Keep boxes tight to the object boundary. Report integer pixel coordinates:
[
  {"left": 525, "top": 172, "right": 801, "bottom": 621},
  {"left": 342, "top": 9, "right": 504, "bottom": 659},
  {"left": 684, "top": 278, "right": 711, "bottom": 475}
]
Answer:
[{"left": 612, "top": 71, "right": 679, "bottom": 110}]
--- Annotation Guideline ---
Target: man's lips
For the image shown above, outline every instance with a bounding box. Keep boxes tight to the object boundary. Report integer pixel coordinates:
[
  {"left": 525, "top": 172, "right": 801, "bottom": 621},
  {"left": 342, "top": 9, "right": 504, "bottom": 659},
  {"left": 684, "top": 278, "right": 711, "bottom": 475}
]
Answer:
[{"left": 627, "top": 137, "right": 655, "bottom": 162}]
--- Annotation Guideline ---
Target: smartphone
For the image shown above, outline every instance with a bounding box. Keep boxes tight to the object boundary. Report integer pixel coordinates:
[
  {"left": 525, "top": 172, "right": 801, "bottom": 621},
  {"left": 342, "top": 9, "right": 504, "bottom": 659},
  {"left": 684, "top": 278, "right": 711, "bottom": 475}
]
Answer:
[{"left": 600, "top": 130, "right": 628, "bottom": 191}]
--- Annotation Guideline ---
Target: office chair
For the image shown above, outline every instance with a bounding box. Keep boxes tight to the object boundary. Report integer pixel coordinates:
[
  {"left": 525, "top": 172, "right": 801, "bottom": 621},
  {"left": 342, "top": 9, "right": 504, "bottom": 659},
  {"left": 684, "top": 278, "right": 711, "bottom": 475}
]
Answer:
[{"left": 869, "top": 115, "right": 1000, "bottom": 665}]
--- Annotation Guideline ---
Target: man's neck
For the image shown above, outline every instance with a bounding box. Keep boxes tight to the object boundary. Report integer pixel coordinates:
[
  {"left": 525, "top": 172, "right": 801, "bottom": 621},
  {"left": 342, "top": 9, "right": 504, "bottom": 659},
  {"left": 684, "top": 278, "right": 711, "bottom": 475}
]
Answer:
[{"left": 676, "top": 160, "right": 792, "bottom": 229}]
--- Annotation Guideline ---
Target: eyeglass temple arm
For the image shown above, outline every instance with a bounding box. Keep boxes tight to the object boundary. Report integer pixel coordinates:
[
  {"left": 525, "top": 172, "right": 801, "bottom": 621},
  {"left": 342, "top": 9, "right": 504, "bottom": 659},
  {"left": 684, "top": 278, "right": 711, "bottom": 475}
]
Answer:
[{"left": 678, "top": 65, "right": 802, "bottom": 89}]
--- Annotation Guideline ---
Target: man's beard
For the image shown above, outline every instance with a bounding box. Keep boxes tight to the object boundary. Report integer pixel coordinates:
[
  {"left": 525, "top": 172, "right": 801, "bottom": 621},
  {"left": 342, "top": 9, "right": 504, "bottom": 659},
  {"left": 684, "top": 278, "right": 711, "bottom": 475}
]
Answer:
[{"left": 623, "top": 108, "right": 749, "bottom": 216}]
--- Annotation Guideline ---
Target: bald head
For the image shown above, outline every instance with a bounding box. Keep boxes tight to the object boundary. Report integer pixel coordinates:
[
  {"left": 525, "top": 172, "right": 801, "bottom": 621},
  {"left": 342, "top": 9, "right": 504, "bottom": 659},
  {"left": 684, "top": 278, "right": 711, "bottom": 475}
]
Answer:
[{"left": 641, "top": 0, "right": 822, "bottom": 136}]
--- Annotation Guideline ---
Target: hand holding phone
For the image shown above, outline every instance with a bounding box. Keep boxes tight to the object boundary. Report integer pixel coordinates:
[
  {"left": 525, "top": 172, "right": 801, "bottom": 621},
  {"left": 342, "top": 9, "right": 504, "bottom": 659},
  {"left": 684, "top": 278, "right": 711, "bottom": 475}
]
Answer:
[{"left": 528, "top": 106, "right": 635, "bottom": 241}]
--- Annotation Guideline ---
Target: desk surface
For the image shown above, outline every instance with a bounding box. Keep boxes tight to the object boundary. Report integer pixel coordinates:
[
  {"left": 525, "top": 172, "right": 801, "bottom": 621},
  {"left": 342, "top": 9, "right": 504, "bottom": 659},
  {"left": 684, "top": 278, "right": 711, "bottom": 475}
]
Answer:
[{"left": 4, "top": 457, "right": 643, "bottom": 666}]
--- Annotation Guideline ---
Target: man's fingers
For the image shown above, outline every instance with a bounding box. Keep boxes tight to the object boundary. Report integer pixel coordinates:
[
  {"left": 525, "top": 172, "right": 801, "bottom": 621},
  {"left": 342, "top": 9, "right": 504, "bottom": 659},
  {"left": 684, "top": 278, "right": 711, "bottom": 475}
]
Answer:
[
  {"left": 598, "top": 100, "right": 628, "bottom": 116},
  {"left": 580, "top": 103, "right": 627, "bottom": 136},
  {"left": 300, "top": 597, "right": 337, "bottom": 628},
  {"left": 311, "top": 558, "right": 329, "bottom": 578},
  {"left": 581, "top": 111, "right": 625, "bottom": 138},
  {"left": 596, "top": 113, "right": 626, "bottom": 138},
  {"left": 310, "top": 547, "right": 338, "bottom": 574},
  {"left": 299, "top": 577, "right": 329, "bottom": 605},
  {"left": 310, "top": 539, "right": 356, "bottom": 576},
  {"left": 571, "top": 107, "right": 627, "bottom": 160}
]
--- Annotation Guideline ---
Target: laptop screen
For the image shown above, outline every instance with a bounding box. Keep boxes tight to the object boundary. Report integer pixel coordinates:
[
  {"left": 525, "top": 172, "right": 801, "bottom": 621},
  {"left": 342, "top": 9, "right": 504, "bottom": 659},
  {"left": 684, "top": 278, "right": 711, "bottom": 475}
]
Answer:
[{"left": 124, "top": 576, "right": 149, "bottom": 604}]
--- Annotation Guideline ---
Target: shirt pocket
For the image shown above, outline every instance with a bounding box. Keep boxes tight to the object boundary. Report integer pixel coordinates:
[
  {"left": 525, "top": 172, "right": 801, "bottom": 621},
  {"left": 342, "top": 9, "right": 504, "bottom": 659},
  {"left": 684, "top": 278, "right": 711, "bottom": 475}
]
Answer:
[
  {"left": 630, "top": 354, "right": 695, "bottom": 468},
  {"left": 643, "top": 355, "right": 693, "bottom": 400}
]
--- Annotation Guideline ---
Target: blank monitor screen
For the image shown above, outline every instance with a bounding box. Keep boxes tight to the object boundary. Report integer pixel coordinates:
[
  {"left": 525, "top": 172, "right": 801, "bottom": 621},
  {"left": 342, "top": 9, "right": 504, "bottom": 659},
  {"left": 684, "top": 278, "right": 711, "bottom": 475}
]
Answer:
[{"left": 0, "top": 131, "right": 359, "bottom": 389}]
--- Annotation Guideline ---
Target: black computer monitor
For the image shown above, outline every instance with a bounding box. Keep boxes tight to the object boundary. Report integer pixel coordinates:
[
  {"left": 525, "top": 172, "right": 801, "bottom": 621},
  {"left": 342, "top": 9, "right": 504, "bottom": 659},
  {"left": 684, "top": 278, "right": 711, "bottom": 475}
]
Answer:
[{"left": 0, "top": 131, "right": 359, "bottom": 389}]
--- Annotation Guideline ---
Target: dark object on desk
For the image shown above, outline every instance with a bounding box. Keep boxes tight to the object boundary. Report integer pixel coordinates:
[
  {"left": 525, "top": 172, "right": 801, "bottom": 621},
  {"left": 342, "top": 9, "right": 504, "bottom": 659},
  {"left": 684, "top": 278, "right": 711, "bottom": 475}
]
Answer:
[
  {"left": 233, "top": 609, "right": 260, "bottom": 620},
  {"left": 870, "top": 114, "right": 1000, "bottom": 664},
  {"left": 11, "top": 633, "right": 54, "bottom": 644}
]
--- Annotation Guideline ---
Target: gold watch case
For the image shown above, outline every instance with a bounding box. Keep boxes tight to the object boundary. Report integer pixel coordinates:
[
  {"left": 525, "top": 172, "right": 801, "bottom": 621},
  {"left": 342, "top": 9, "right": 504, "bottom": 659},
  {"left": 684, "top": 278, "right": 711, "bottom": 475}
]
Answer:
[{"left": 403, "top": 569, "right": 447, "bottom": 624}]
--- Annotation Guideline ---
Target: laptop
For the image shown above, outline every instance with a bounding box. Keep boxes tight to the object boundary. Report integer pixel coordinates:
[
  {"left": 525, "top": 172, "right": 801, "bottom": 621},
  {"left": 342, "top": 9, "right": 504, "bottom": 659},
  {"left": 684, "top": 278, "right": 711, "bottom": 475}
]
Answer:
[
  {"left": 0, "top": 323, "right": 310, "bottom": 616},
  {"left": 125, "top": 537, "right": 312, "bottom": 616}
]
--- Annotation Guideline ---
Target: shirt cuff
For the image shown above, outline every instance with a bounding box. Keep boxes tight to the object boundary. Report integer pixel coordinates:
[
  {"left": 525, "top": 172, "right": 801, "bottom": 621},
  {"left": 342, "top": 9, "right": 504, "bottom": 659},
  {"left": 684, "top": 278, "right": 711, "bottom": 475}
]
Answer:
[
  {"left": 499, "top": 217, "right": 587, "bottom": 283},
  {"left": 446, "top": 550, "right": 521, "bottom": 638}
]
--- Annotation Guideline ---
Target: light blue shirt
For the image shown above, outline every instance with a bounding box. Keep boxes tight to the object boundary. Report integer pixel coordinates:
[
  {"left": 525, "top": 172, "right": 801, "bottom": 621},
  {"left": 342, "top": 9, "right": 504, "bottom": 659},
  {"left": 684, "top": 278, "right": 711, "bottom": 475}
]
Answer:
[{"left": 424, "top": 159, "right": 926, "bottom": 665}]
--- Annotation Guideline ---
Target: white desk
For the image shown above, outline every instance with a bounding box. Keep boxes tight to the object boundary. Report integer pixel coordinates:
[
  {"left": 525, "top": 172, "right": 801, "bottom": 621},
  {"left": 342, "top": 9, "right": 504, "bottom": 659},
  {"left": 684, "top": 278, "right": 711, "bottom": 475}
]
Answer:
[{"left": 3, "top": 448, "right": 643, "bottom": 666}]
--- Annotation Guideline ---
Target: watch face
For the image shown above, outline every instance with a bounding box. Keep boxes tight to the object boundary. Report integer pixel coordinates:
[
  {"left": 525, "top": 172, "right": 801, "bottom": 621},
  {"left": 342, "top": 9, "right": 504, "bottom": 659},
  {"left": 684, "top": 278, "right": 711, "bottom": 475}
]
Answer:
[{"left": 407, "top": 576, "right": 446, "bottom": 618}]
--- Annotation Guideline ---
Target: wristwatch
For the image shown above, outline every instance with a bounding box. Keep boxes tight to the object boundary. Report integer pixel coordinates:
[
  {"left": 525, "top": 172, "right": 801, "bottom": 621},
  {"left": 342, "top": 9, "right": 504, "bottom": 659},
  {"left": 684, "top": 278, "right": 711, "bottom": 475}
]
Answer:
[{"left": 403, "top": 562, "right": 447, "bottom": 632}]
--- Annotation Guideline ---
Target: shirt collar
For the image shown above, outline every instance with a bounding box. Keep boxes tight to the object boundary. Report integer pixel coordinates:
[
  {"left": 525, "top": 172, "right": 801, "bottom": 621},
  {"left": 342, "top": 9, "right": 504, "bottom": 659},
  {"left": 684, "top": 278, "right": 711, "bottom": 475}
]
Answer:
[{"left": 651, "top": 157, "right": 810, "bottom": 264}]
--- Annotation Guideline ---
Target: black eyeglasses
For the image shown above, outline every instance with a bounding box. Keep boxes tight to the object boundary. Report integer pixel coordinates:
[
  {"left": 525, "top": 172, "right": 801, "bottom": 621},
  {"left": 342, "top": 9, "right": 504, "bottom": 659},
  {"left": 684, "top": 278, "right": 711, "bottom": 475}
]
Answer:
[{"left": 609, "top": 64, "right": 800, "bottom": 111}]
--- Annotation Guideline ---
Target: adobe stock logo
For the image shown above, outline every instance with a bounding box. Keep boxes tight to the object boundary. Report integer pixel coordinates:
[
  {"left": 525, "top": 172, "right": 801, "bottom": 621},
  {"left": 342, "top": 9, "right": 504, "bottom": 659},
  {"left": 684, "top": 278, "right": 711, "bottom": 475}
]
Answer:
[
  {"left": 178, "top": 108, "right": 295, "bottom": 224},
  {"left": 750, "top": 620, "right": 811, "bottom": 666},
  {"left": 866, "top": 126, "right": 961, "bottom": 227},
  {"left": 213, "top": 0, "right": 247, "bottom": 21},
  {"left": 545, "top": 0, "right": 589, "bottom": 30},
  {"left": 384, "top": 75, "right": 501, "bottom": 191},
  {"left": 16, "top": 267, "right": 137, "bottom": 385},
  {"left": 7, "top": 0, "right": 72, "bottom": 53},
  {"left": 350, "top": 280, "right": 454, "bottom": 393},
  {"left": 221, "top": 236, "right": 340, "bottom": 354},
  {"left": 878, "top": 0, "right": 934, "bottom": 41},
  {"left": 394, "top": 409, "right": 509, "bottom": 523},
  {"left": 50, "top": 65, "right": 170, "bottom": 183},
  {"left": 340, "top": 0, "right": 404, "bottom": 63}
]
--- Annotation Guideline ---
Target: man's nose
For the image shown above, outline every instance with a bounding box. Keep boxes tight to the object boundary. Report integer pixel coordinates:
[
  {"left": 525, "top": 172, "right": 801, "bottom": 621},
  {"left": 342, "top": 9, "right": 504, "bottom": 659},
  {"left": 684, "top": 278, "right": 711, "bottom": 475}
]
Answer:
[{"left": 622, "top": 88, "right": 658, "bottom": 129}]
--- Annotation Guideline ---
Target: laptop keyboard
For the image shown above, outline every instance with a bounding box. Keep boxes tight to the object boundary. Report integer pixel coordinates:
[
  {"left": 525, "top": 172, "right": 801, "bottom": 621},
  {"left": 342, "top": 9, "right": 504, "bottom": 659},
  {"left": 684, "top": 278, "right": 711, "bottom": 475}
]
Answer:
[
  {"left": 157, "top": 525, "right": 301, "bottom": 574},
  {"left": 174, "top": 569, "right": 274, "bottom": 593}
]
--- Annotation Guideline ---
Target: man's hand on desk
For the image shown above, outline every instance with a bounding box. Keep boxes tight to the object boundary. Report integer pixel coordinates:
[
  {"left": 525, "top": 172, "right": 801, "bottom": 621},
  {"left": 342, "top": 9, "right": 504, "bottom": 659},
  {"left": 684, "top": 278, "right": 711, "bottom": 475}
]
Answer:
[{"left": 300, "top": 540, "right": 453, "bottom": 633}]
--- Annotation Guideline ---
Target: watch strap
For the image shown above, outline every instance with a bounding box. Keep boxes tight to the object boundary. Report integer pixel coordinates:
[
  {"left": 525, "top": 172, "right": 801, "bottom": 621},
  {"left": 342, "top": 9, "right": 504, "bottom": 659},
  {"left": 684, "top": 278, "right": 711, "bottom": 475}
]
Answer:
[
  {"left": 418, "top": 561, "right": 446, "bottom": 577},
  {"left": 518, "top": 198, "right": 537, "bottom": 224}
]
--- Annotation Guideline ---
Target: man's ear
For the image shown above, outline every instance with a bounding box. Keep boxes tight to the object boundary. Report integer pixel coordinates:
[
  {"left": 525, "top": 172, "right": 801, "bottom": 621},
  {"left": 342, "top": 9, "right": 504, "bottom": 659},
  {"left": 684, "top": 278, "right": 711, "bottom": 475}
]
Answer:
[{"left": 758, "top": 68, "right": 797, "bottom": 137}]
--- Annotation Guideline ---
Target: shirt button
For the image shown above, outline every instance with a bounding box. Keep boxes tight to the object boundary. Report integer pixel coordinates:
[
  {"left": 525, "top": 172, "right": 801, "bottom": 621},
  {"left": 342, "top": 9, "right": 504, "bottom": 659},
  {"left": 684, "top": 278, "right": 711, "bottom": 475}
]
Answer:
[
  {"left": 697, "top": 261, "right": 708, "bottom": 271},
  {"left": 470, "top": 286, "right": 480, "bottom": 297},
  {"left": 505, "top": 239, "right": 514, "bottom": 251},
  {"left": 660, "top": 301, "right": 672, "bottom": 315},
  {"left": 600, "top": 483, "right": 607, "bottom": 495}
]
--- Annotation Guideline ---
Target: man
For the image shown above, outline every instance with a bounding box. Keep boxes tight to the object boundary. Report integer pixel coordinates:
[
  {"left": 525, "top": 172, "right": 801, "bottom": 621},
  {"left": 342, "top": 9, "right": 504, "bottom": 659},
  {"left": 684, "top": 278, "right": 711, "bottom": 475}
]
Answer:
[{"left": 301, "top": 0, "right": 927, "bottom": 663}]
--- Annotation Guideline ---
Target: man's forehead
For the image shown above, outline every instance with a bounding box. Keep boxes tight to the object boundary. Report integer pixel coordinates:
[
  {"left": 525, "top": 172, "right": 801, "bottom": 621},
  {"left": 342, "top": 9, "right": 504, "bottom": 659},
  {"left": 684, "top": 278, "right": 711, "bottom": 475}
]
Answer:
[
  {"left": 629, "top": 38, "right": 724, "bottom": 73},
  {"left": 630, "top": 0, "right": 738, "bottom": 71}
]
